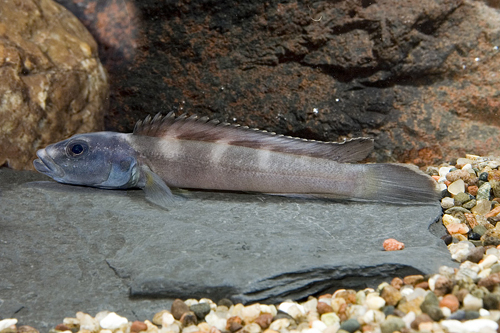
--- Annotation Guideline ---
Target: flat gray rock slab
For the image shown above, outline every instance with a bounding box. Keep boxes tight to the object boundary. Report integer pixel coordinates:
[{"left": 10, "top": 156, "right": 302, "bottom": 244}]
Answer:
[{"left": 0, "top": 168, "right": 457, "bottom": 329}]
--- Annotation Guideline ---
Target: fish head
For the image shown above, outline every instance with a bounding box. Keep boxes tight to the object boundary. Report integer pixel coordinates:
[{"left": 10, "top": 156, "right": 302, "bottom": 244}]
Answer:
[{"left": 33, "top": 132, "right": 140, "bottom": 189}]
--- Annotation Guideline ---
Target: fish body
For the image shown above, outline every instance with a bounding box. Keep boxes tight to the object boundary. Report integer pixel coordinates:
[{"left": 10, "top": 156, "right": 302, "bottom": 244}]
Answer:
[{"left": 34, "top": 113, "right": 439, "bottom": 208}]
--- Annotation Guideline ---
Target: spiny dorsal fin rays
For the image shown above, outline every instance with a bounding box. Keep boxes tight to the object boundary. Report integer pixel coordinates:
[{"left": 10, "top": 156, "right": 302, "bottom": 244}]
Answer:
[{"left": 133, "top": 112, "right": 374, "bottom": 163}]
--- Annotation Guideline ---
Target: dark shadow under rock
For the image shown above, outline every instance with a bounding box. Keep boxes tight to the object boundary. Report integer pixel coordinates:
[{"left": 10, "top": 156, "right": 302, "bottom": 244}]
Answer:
[{"left": 0, "top": 168, "right": 457, "bottom": 329}]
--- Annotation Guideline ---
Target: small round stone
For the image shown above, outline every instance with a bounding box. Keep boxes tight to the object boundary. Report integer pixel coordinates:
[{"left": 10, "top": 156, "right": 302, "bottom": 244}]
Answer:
[
  {"left": 339, "top": 318, "right": 360, "bottom": 333},
  {"left": 441, "top": 197, "right": 455, "bottom": 209},
  {"left": 448, "top": 179, "right": 465, "bottom": 195},
  {"left": 380, "top": 316, "right": 405, "bottom": 333},
  {"left": 480, "top": 172, "right": 489, "bottom": 181},
  {"left": 439, "top": 294, "right": 460, "bottom": 312},
  {"left": 171, "top": 299, "right": 190, "bottom": 320},
  {"left": 190, "top": 303, "right": 211, "bottom": 320},
  {"left": 254, "top": 313, "right": 273, "bottom": 329},
  {"left": 463, "top": 294, "right": 483, "bottom": 311},
  {"left": 130, "top": 321, "right": 148, "bottom": 333},
  {"left": 410, "top": 313, "right": 432, "bottom": 330},
  {"left": 383, "top": 238, "right": 405, "bottom": 251}
]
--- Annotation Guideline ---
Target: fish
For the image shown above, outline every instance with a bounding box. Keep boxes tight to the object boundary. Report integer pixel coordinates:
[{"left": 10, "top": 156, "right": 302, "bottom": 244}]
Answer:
[{"left": 33, "top": 112, "right": 440, "bottom": 208}]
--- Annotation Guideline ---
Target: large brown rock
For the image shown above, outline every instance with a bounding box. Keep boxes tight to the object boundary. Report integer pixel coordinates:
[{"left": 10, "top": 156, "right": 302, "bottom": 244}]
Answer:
[
  {"left": 0, "top": 0, "right": 108, "bottom": 170},
  {"left": 58, "top": 0, "right": 500, "bottom": 165}
]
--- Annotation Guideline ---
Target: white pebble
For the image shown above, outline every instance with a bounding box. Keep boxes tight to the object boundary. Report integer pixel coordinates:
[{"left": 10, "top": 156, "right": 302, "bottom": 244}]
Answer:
[
  {"left": 443, "top": 214, "right": 462, "bottom": 226},
  {"left": 463, "top": 294, "right": 483, "bottom": 311},
  {"left": 162, "top": 312, "right": 175, "bottom": 326},
  {"left": 269, "top": 318, "right": 292, "bottom": 331},
  {"left": 205, "top": 311, "right": 227, "bottom": 331},
  {"left": 360, "top": 309, "right": 385, "bottom": 324},
  {"left": 0, "top": 319, "right": 18, "bottom": 331},
  {"left": 402, "top": 311, "right": 416, "bottom": 328},
  {"left": 440, "top": 320, "right": 463, "bottom": 332},
  {"left": 241, "top": 304, "right": 261, "bottom": 323},
  {"left": 302, "top": 298, "right": 318, "bottom": 314},
  {"left": 462, "top": 318, "right": 499, "bottom": 332},
  {"left": 259, "top": 304, "right": 277, "bottom": 316},
  {"left": 182, "top": 326, "right": 200, "bottom": 333},
  {"left": 439, "top": 166, "right": 453, "bottom": 177},
  {"left": 429, "top": 274, "right": 443, "bottom": 292},
  {"left": 448, "top": 179, "right": 465, "bottom": 195},
  {"left": 311, "top": 319, "right": 327, "bottom": 331},
  {"left": 99, "top": 312, "right": 128, "bottom": 330},
  {"left": 480, "top": 308, "right": 491, "bottom": 317},
  {"left": 441, "top": 197, "right": 455, "bottom": 209},
  {"left": 441, "top": 306, "right": 452, "bottom": 318},
  {"left": 448, "top": 241, "right": 475, "bottom": 262},
  {"left": 243, "top": 323, "right": 262, "bottom": 333},
  {"left": 302, "top": 329, "right": 323, "bottom": 333},
  {"left": 77, "top": 312, "right": 99, "bottom": 332},
  {"left": 485, "top": 247, "right": 500, "bottom": 257},
  {"left": 478, "top": 268, "right": 492, "bottom": 278},
  {"left": 278, "top": 301, "right": 305, "bottom": 319},
  {"left": 365, "top": 295, "right": 386, "bottom": 310},
  {"left": 400, "top": 285, "right": 415, "bottom": 298}
]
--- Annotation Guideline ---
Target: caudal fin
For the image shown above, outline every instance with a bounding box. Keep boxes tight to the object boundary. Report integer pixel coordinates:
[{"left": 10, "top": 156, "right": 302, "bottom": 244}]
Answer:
[{"left": 361, "top": 163, "right": 440, "bottom": 204}]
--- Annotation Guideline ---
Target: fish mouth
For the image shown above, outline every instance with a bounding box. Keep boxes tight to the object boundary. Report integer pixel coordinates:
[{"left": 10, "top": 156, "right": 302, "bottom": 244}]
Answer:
[{"left": 33, "top": 149, "right": 65, "bottom": 179}]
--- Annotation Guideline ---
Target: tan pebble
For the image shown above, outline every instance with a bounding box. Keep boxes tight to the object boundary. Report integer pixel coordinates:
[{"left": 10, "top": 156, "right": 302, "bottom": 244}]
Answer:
[
  {"left": 171, "top": 299, "right": 190, "bottom": 320},
  {"left": 390, "top": 277, "right": 403, "bottom": 289},
  {"left": 209, "top": 327, "right": 222, "bottom": 333},
  {"left": 403, "top": 275, "right": 424, "bottom": 286},
  {"left": 380, "top": 285, "right": 402, "bottom": 306},
  {"left": 130, "top": 321, "right": 148, "bottom": 333},
  {"left": 262, "top": 330, "right": 279, "bottom": 333},
  {"left": 397, "top": 296, "right": 424, "bottom": 315},
  {"left": 241, "top": 304, "right": 261, "bottom": 323},
  {"left": 316, "top": 302, "right": 333, "bottom": 315},
  {"left": 334, "top": 290, "right": 357, "bottom": 304},
  {"left": 54, "top": 324, "right": 70, "bottom": 331},
  {"left": 472, "top": 200, "right": 493, "bottom": 215},
  {"left": 453, "top": 234, "right": 468, "bottom": 242},
  {"left": 331, "top": 297, "right": 346, "bottom": 313},
  {"left": 319, "top": 294, "right": 332, "bottom": 299},
  {"left": 269, "top": 318, "right": 291, "bottom": 331},
  {"left": 439, "top": 294, "right": 459, "bottom": 312},
  {"left": 447, "top": 169, "right": 470, "bottom": 182},
  {"left": 383, "top": 238, "right": 405, "bottom": 251},
  {"left": 410, "top": 313, "right": 432, "bottom": 330},
  {"left": 243, "top": 323, "right": 262, "bottom": 333},
  {"left": 152, "top": 310, "right": 169, "bottom": 326},
  {"left": 17, "top": 326, "right": 39, "bottom": 333},
  {"left": 254, "top": 313, "right": 273, "bottom": 330},
  {"left": 447, "top": 223, "right": 469, "bottom": 235}
]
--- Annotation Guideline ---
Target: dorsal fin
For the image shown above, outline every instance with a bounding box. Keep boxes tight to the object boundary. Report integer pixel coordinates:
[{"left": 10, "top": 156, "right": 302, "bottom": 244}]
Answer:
[{"left": 133, "top": 112, "right": 374, "bottom": 163}]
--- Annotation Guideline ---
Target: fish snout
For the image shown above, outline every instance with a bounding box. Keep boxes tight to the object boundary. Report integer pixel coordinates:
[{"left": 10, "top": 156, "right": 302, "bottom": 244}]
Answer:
[{"left": 33, "top": 149, "right": 65, "bottom": 179}]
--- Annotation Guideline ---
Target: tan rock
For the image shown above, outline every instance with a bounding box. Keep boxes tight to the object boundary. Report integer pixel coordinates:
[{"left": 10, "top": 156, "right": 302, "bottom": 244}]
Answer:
[{"left": 0, "top": 0, "right": 108, "bottom": 170}]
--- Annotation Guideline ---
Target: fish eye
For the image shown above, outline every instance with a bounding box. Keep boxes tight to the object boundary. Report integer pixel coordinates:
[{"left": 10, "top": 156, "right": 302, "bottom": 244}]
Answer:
[{"left": 66, "top": 141, "right": 88, "bottom": 157}]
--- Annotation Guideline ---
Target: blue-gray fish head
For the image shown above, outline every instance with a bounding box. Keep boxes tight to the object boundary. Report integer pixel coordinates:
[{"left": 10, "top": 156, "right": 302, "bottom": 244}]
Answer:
[{"left": 33, "top": 132, "right": 140, "bottom": 189}]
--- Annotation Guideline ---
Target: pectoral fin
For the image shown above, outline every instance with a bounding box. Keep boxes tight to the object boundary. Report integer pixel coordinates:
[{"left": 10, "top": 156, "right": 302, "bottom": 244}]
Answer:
[{"left": 139, "top": 165, "right": 175, "bottom": 209}]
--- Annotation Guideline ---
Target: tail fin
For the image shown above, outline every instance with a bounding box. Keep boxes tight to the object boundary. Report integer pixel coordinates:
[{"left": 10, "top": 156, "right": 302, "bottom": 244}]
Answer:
[{"left": 360, "top": 163, "right": 440, "bottom": 204}]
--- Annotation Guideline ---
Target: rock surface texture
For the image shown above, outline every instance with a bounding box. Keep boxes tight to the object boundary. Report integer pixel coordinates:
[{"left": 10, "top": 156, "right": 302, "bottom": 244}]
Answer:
[
  {"left": 0, "top": 0, "right": 108, "bottom": 170},
  {"left": 54, "top": 0, "right": 500, "bottom": 165},
  {"left": 0, "top": 168, "right": 457, "bottom": 329}
]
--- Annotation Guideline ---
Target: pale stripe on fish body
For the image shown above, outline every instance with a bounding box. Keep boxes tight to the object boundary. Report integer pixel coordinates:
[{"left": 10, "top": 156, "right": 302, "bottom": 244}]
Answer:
[{"left": 33, "top": 112, "right": 440, "bottom": 208}]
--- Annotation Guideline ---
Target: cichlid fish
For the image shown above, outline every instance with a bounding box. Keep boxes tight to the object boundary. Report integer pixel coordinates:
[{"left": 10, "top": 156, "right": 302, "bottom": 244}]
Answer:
[{"left": 33, "top": 112, "right": 439, "bottom": 208}]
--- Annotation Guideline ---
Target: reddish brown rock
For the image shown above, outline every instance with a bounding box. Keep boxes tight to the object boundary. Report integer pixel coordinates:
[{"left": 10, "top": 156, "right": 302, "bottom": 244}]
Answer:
[
  {"left": 415, "top": 281, "right": 430, "bottom": 290},
  {"left": 254, "top": 313, "right": 273, "bottom": 329},
  {"left": 433, "top": 276, "right": 454, "bottom": 296},
  {"left": 391, "top": 277, "right": 404, "bottom": 289},
  {"left": 54, "top": 324, "right": 69, "bottom": 332},
  {"left": 317, "top": 302, "right": 334, "bottom": 315},
  {"left": 0, "top": 0, "right": 108, "bottom": 170},
  {"left": 439, "top": 294, "right": 460, "bottom": 312},
  {"left": 130, "top": 321, "right": 148, "bottom": 333},
  {"left": 171, "top": 299, "right": 190, "bottom": 320},
  {"left": 478, "top": 272, "right": 500, "bottom": 291},
  {"left": 226, "top": 316, "right": 243, "bottom": 332},
  {"left": 403, "top": 275, "right": 425, "bottom": 286}
]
